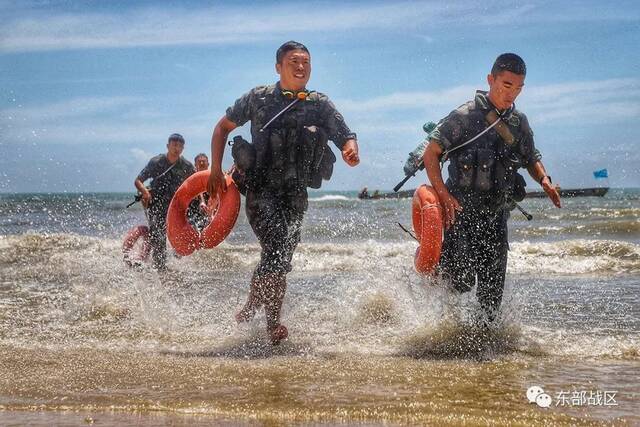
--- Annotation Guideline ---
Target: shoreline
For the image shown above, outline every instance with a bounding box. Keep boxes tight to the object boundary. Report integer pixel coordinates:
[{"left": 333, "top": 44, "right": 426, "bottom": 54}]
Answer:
[{"left": 1, "top": 346, "right": 637, "bottom": 426}]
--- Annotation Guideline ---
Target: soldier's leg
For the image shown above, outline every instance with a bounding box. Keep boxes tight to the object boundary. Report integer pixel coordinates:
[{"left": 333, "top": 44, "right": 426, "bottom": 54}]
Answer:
[
  {"left": 257, "top": 193, "right": 305, "bottom": 343},
  {"left": 148, "top": 205, "right": 168, "bottom": 271},
  {"left": 236, "top": 189, "right": 276, "bottom": 323},
  {"left": 242, "top": 190, "right": 299, "bottom": 343},
  {"left": 476, "top": 213, "right": 509, "bottom": 322},
  {"left": 438, "top": 213, "right": 476, "bottom": 293},
  {"left": 258, "top": 273, "right": 288, "bottom": 343},
  {"left": 235, "top": 272, "right": 264, "bottom": 323},
  {"left": 240, "top": 271, "right": 288, "bottom": 344},
  {"left": 280, "top": 191, "right": 306, "bottom": 276}
]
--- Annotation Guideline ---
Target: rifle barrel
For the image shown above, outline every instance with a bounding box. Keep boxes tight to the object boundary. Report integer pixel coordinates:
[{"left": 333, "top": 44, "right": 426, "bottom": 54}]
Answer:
[{"left": 394, "top": 173, "right": 414, "bottom": 192}]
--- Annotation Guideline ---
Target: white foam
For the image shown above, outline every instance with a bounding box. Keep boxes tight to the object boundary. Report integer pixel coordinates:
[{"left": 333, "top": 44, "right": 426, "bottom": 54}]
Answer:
[
  {"left": 509, "top": 239, "right": 640, "bottom": 275},
  {"left": 308, "top": 194, "right": 350, "bottom": 202},
  {"left": 1, "top": 233, "right": 638, "bottom": 360}
]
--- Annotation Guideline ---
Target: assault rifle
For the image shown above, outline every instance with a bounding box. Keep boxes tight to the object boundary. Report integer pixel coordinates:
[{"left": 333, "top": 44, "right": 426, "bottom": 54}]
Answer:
[
  {"left": 126, "top": 186, "right": 151, "bottom": 209},
  {"left": 394, "top": 121, "right": 437, "bottom": 192},
  {"left": 394, "top": 158, "right": 424, "bottom": 192},
  {"left": 126, "top": 194, "right": 142, "bottom": 208}
]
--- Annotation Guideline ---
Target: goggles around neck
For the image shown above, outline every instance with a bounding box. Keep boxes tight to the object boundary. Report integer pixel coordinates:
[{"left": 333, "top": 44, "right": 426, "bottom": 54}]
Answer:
[{"left": 281, "top": 89, "right": 310, "bottom": 100}]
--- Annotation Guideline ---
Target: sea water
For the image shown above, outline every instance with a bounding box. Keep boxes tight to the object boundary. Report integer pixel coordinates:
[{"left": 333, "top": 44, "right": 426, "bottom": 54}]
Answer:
[{"left": 0, "top": 189, "right": 638, "bottom": 425}]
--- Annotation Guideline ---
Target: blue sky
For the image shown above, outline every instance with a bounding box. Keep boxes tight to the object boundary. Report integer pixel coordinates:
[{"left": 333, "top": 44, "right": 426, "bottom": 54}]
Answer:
[{"left": 1, "top": 0, "right": 639, "bottom": 192}]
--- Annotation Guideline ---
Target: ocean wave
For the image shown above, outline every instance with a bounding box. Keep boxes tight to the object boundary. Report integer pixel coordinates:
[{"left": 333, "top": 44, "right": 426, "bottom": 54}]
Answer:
[
  {"left": 509, "top": 239, "right": 640, "bottom": 274},
  {"left": 0, "top": 232, "right": 638, "bottom": 364},
  {"left": 514, "top": 219, "right": 640, "bottom": 237},
  {"left": 1, "top": 233, "right": 639, "bottom": 278},
  {"left": 308, "top": 194, "right": 351, "bottom": 202}
]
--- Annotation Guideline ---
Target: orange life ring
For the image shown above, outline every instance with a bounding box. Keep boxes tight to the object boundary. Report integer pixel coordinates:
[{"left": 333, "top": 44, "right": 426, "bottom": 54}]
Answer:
[
  {"left": 412, "top": 185, "right": 444, "bottom": 274},
  {"left": 167, "top": 171, "right": 240, "bottom": 256},
  {"left": 122, "top": 225, "right": 151, "bottom": 267}
]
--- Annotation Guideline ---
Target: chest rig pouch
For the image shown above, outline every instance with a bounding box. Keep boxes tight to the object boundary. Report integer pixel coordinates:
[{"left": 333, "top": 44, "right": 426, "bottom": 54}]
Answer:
[
  {"left": 449, "top": 109, "right": 527, "bottom": 200},
  {"left": 249, "top": 92, "right": 336, "bottom": 190},
  {"left": 230, "top": 135, "right": 256, "bottom": 195},
  {"left": 300, "top": 125, "right": 335, "bottom": 189},
  {"left": 229, "top": 88, "right": 283, "bottom": 192},
  {"left": 489, "top": 109, "right": 529, "bottom": 202}
]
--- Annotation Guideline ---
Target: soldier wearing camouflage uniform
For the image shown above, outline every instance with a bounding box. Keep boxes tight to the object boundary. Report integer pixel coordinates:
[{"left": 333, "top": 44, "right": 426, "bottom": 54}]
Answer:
[
  {"left": 135, "top": 133, "right": 195, "bottom": 271},
  {"left": 207, "top": 41, "right": 360, "bottom": 344},
  {"left": 424, "top": 53, "right": 561, "bottom": 322}
]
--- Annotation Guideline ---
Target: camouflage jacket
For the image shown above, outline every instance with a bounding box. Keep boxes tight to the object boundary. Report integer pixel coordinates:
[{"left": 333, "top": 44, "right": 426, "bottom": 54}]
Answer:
[
  {"left": 225, "top": 82, "right": 356, "bottom": 150},
  {"left": 430, "top": 91, "right": 541, "bottom": 204}
]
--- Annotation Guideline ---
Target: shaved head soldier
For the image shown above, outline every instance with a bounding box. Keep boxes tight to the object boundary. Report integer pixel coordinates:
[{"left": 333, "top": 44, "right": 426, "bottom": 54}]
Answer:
[
  {"left": 207, "top": 41, "right": 360, "bottom": 344},
  {"left": 424, "top": 53, "right": 561, "bottom": 323}
]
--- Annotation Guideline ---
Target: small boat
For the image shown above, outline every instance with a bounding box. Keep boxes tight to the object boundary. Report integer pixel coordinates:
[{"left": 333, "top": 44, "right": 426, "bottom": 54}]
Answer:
[
  {"left": 526, "top": 187, "right": 609, "bottom": 198},
  {"left": 358, "top": 187, "right": 610, "bottom": 200},
  {"left": 358, "top": 189, "right": 415, "bottom": 199}
]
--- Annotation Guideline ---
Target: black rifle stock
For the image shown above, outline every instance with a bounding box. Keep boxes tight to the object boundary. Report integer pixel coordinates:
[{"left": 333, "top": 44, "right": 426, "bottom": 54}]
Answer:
[
  {"left": 126, "top": 194, "right": 142, "bottom": 208},
  {"left": 394, "top": 160, "right": 424, "bottom": 192}
]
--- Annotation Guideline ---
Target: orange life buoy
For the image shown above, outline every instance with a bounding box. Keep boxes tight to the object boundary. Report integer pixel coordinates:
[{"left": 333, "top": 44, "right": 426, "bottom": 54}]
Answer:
[
  {"left": 122, "top": 225, "right": 151, "bottom": 267},
  {"left": 167, "top": 171, "right": 240, "bottom": 256},
  {"left": 412, "top": 185, "right": 443, "bottom": 274}
]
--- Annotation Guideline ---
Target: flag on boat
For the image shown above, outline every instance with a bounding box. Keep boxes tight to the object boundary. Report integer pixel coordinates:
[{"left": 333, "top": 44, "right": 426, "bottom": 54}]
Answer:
[{"left": 593, "top": 169, "right": 608, "bottom": 179}]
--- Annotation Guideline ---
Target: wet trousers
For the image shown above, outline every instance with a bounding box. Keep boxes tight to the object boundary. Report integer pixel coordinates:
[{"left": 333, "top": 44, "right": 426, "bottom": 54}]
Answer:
[
  {"left": 439, "top": 205, "right": 509, "bottom": 320},
  {"left": 147, "top": 201, "right": 169, "bottom": 271},
  {"left": 245, "top": 187, "right": 308, "bottom": 276}
]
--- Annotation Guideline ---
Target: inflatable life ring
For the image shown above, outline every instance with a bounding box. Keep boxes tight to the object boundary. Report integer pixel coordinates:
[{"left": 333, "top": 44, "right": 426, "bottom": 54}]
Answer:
[
  {"left": 167, "top": 171, "right": 240, "bottom": 256},
  {"left": 122, "top": 225, "right": 151, "bottom": 267},
  {"left": 412, "top": 185, "right": 444, "bottom": 274}
]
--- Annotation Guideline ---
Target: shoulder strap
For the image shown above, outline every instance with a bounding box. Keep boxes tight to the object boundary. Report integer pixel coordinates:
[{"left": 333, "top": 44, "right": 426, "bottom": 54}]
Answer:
[
  {"left": 442, "top": 113, "right": 501, "bottom": 162},
  {"left": 153, "top": 160, "right": 177, "bottom": 181},
  {"left": 485, "top": 110, "right": 515, "bottom": 145},
  {"left": 441, "top": 108, "right": 517, "bottom": 162}
]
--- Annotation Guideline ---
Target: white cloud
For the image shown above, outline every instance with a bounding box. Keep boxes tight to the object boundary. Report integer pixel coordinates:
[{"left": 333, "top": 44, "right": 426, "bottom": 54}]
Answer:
[
  {"left": 2, "top": 96, "right": 141, "bottom": 121},
  {"left": 519, "top": 78, "right": 640, "bottom": 123},
  {"left": 335, "top": 78, "right": 640, "bottom": 126},
  {"left": 1, "top": 1, "right": 636, "bottom": 52},
  {"left": 0, "top": 3, "right": 439, "bottom": 52},
  {"left": 3, "top": 78, "right": 638, "bottom": 148},
  {"left": 129, "top": 147, "right": 152, "bottom": 163},
  {"left": 0, "top": 94, "right": 217, "bottom": 147},
  {"left": 338, "top": 85, "right": 476, "bottom": 113}
]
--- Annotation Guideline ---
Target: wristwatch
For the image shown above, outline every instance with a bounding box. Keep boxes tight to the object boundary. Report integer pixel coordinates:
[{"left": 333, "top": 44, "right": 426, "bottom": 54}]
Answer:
[{"left": 539, "top": 175, "right": 552, "bottom": 185}]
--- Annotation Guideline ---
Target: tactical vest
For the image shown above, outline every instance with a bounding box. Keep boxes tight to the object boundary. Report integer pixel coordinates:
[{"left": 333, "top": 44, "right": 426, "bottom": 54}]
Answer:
[
  {"left": 149, "top": 157, "right": 193, "bottom": 206},
  {"left": 236, "top": 86, "right": 336, "bottom": 191},
  {"left": 447, "top": 104, "right": 532, "bottom": 205}
]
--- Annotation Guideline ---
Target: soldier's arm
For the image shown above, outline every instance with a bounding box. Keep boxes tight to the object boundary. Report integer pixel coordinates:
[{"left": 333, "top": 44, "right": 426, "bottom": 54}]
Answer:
[
  {"left": 207, "top": 116, "right": 238, "bottom": 196},
  {"left": 207, "top": 88, "right": 254, "bottom": 196},
  {"left": 424, "top": 140, "right": 461, "bottom": 229},
  {"left": 527, "top": 161, "right": 561, "bottom": 208},
  {"left": 134, "top": 161, "right": 154, "bottom": 208},
  {"left": 321, "top": 97, "right": 359, "bottom": 166},
  {"left": 520, "top": 115, "right": 561, "bottom": 208},
  {"left": 134, "top": 178, "right": 148, "bottom": 193},
  {"left": 341, "top": 138, "right": 359, "bottom": 167},
  {"left": 134, "top": 178, "right": 151, "bottom": 208}
]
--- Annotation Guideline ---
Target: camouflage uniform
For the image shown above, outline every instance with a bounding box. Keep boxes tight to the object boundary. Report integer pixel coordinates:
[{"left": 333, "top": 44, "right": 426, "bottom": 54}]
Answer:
[
  {"left": 137, "top": 155, "right": 195, "bottom": 270},
  {"left": 430, "top": 90, "right": 541, "bottom": 319},
  {"left": 226, "top": 82, "right": 355, "bottom": 276}
]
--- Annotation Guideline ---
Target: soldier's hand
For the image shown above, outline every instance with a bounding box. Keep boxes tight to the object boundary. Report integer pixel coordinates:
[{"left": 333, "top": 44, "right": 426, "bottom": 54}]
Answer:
[
  {"left": 207, "top": 167, "right": 227, "bottom": 197},
  {"left": 141, "top": 190, "right": 151, "bottom": 209},
  {"left": 199, "top": 202, "right": 210, "bottom": 215},
  {"left": 342, "top": 139, "right": 360, "bottom": 167},
  {"left": 436, "top": 188, "right": 462, "bottom": 229},
  {"left": 542, "top": 177, "right": 561, "bottom": 208}
]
